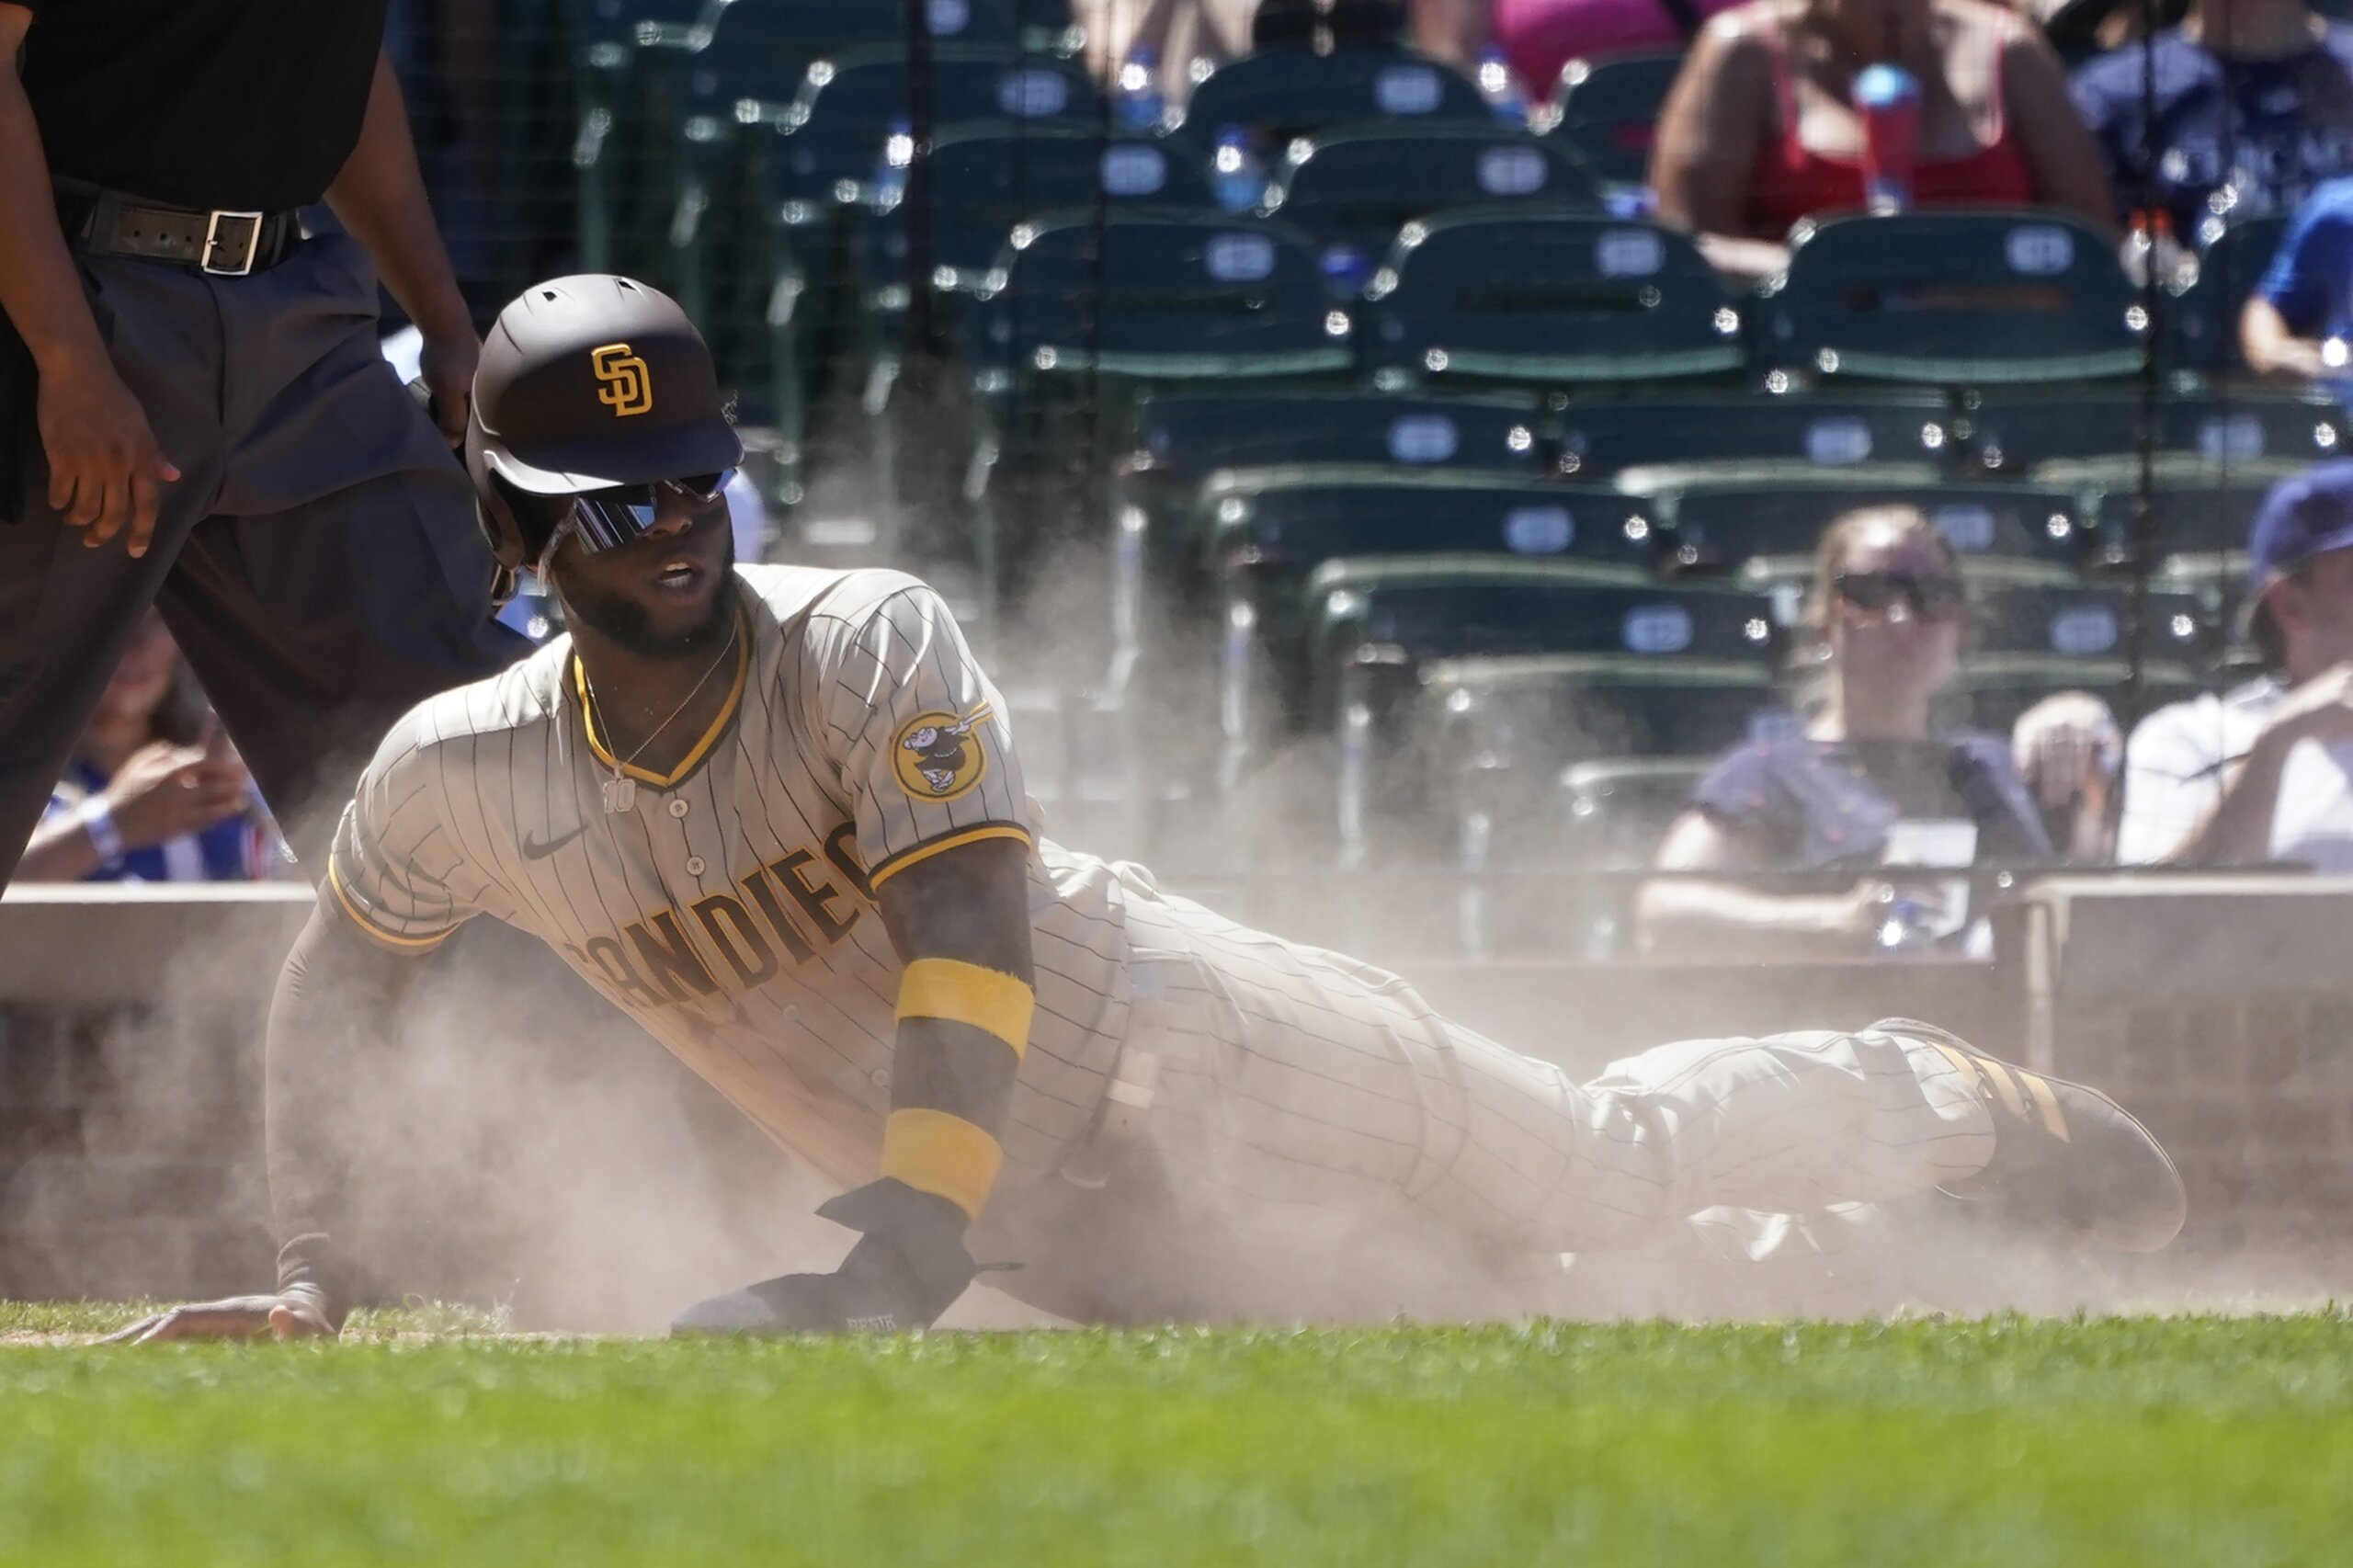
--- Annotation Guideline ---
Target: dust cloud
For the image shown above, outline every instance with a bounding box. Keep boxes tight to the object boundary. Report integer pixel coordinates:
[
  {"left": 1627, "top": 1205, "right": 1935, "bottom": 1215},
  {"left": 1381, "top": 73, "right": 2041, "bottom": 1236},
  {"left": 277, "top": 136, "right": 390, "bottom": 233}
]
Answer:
[{"left": 10, "top": 437, "right": 2348, "bottom": 1333}]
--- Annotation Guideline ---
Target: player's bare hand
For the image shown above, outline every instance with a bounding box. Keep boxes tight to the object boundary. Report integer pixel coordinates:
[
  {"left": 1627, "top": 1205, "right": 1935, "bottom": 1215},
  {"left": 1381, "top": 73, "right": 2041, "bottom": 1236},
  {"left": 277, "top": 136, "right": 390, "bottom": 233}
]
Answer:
[
  {"left": 99, "top": 1293, "right": 335, "bottom": 1345},
  {"left": 105, "top": 740, "right": 249, "bottom": 848},
  {"left": 36, "top": 351, "right": 181, "bottom": 559},
  {"left": 417, "top": 328, "right": 480, "bottom": 448}
]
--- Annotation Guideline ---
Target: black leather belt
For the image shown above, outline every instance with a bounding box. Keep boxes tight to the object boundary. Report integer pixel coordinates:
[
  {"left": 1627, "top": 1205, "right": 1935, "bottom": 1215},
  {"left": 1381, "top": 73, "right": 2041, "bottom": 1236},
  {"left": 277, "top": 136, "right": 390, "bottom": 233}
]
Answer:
[{"left": 54, "top": 178, "right": 298, "bottom": 277}]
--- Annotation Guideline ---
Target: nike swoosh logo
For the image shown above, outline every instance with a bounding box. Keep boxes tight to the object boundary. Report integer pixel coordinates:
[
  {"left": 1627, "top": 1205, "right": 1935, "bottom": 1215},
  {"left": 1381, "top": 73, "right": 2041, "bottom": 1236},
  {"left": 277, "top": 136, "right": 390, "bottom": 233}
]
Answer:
[{"left": 520, "top": 824, "right": 587, "bottom": 861}]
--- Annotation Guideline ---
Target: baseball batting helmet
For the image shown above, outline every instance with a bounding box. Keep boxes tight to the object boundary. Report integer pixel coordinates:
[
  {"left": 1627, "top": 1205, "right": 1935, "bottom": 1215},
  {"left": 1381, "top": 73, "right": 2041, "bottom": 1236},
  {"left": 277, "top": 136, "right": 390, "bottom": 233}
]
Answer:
[{"left": 465, "top": 275, "right": 745, "bottom": 594}]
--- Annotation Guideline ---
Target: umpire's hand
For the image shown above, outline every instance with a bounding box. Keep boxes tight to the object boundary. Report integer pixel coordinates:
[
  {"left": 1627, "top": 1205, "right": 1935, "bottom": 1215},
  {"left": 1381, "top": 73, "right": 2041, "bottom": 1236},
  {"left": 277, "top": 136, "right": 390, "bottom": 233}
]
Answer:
[
  {"left": 38, "top": 350, "right": 180, "bottom": 559},
  {"left": 100, "top": 1291, "right": 336, "bottom": 1346},
  {"left": 415, "top": 327, "right": 478, "bottom": 449}
]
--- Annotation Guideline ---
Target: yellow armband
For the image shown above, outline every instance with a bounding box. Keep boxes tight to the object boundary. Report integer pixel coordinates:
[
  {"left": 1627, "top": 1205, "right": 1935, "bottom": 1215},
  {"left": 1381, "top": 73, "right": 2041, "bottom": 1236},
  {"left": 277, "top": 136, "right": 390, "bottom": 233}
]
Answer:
[
  {"left": 881, "top": 1108, "right": 1005, "bottom": 1221},
  {"left": 894, "top": 957, "right": 1034, "bottom": 1059}
]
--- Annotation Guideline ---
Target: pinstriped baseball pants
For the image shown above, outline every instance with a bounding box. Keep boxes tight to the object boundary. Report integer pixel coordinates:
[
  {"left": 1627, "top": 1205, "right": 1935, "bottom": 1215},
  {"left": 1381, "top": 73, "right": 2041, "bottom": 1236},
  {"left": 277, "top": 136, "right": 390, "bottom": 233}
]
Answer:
[{"left": 1023, "top": 887, "right": 1998, "bottom": 1305}]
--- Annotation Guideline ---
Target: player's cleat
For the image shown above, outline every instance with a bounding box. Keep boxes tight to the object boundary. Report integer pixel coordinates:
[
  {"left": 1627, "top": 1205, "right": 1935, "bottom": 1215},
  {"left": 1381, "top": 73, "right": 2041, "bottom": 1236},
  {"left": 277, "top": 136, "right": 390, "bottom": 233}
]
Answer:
[{"left": 1871, "top": 1017, "right": 2187, "bottom": 1254}]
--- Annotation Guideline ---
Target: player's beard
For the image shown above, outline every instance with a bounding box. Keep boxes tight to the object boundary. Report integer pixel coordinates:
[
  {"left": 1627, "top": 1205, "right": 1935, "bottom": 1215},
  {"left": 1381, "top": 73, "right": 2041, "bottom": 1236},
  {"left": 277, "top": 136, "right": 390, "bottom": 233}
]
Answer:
[{"left": 559, "top": 531, "right": 738, "bottom": 662}]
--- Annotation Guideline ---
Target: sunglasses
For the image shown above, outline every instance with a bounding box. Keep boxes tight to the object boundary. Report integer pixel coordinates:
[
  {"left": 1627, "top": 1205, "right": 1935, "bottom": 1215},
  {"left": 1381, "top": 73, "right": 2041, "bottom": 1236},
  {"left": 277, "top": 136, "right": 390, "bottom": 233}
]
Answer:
[
  {"left": 1833, "top": 569, "right": 1967, "bottom": 620},
  {"left": 568, "top": 471, "right": 735, "bottom": 552}
]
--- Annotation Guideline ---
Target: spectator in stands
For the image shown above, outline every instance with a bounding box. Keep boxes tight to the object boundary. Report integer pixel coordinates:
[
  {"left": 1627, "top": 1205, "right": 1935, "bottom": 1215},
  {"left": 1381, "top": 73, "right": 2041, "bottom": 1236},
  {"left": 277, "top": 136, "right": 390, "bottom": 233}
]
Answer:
[
  {"left": 2071, "top": 0, "right": 2353, "bottom": 241},
  {"left": 17, "top": 612, "right": 272, "bottom": 883},
  {"left": 1650, "top": 0, "right": 2116, "bottom": 279},
  {"left": 1636, "top": 506, "right": 2116, "bottom": 958},
  {"left": 2241, "top": 173, "right": 2353, "bottom": 395},
  {"left": 1415, "top": 0, "right": 1739, "bottom": 92},
  {"left": 2119, "top": 462, "right": 2353, "bottom": 868}
]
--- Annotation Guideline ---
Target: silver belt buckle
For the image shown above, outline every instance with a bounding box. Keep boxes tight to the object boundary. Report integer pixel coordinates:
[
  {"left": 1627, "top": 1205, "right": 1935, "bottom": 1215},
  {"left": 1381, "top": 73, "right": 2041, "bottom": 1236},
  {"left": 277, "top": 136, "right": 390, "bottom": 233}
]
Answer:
[{"left": 200, "top": 210, "right": 266, "bottom": 276}]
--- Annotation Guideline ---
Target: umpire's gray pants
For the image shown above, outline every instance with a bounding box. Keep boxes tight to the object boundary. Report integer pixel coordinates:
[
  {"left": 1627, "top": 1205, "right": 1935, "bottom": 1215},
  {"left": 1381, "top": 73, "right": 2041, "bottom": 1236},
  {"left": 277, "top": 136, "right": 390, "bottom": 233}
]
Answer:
[{"left": 0, "top": 232, "right": 528, "bottom": 880}]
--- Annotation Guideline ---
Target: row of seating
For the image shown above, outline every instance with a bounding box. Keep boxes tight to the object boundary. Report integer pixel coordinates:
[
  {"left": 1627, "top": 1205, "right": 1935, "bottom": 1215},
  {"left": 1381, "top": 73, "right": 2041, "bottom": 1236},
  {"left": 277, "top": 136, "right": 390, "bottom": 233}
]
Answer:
[{"left": 540, "top": 4, "right": 2313, "bottom": 881}]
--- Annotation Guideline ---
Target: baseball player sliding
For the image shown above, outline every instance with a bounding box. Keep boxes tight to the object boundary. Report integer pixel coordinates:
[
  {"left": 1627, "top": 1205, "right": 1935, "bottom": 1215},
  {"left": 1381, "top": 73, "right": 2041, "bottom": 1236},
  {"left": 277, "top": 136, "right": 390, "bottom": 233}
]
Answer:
[{"left": 113, "top": 278, "right": 2185, "bottom": 1343}]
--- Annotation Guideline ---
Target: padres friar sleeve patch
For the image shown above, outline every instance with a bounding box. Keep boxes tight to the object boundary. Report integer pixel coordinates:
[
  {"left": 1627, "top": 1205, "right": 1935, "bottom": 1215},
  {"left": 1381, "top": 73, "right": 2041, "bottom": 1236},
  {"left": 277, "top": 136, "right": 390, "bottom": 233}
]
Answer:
[{"left": 890, "top": 705, "right": 993, "bottom": 802}]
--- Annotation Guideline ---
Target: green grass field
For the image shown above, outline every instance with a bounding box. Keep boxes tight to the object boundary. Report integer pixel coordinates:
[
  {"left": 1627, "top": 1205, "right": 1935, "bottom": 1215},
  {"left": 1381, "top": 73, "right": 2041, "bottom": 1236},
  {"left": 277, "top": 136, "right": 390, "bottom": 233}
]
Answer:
[{"left": 2, "top": 1304, "right": 2348, "bottom": 1566}]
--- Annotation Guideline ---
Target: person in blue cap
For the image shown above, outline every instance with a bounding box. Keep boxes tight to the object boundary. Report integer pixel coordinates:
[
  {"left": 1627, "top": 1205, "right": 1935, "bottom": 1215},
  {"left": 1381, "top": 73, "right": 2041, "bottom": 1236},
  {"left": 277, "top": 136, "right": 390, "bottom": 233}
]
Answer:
[
  {"left": 2119, "top": 460, "right": 2353, "bottom": 867},
  {"left": 2242, "top": 175, "right": 2353, "bottom": 400}
]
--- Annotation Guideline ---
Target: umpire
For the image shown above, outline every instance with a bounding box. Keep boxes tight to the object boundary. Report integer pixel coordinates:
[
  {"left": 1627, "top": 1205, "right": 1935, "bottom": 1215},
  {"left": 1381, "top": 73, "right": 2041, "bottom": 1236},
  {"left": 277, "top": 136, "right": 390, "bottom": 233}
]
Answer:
[{"left": 0, "top": 0, "right": 527, "bottom": 880}]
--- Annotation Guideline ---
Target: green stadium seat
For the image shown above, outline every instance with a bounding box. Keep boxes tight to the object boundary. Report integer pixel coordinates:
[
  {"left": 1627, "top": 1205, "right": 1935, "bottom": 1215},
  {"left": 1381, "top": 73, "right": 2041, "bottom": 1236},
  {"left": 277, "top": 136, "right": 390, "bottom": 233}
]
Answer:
[
  {"left": 659, "top": 1, "right": 1031, "bottom": 323},
  {"left": 1548, "top": 391, "right": 1954, "bottom": 483},
  {"left": 1361, "top": 210, "right": 1745, "bottom": 386},
  {"left": 572, "top": 0, "right": 713, "bottom": 274},
  {"left": 1952, "top": 389, "right": 2347, "bottom": 479},
  {"left": 1260, "top": 125, "right": 1597, "bottom": 285},
  {"left": 850, "top": 126, "right": 1216, "bottom": 557},
  {"left": 1415, "top": 660, "right": 1771, "bottom": 884},
  {"left": 1643, "top": 478, "right": 2089, "bottom": 572},
  {"left": 1112, "top": 389, "right": 1548, "bottom": 617},
  {"left": 963, "top": 211, "right": 1357, "bottom": 602},
  {"left": 1178, "top": 46, "right": 1488, "bottom": 150},
  {"left": 1534, "top": 51, "right": 1681, "bottom": 189},
  {"left": 1758, "top": 210, "right": 2146, "bottom": 385},
  {"left": 1295, "top": 558, "right": 1776, "bottom": 847},
  {"left": 2166, "top": 214, "right": 2289, "bottom": 375},
  {"left": 2082, "top": 472, "right": 2279, "bottom": 564},
  {"left": 1302, "top": 555, "right": 1778, "bottom": 722},
  {"left": 1207, "top": 470, "right": 1666, "bottom": 722},
  {"left": 738, "top": 47, "right": 1104, "bottom": 499}
]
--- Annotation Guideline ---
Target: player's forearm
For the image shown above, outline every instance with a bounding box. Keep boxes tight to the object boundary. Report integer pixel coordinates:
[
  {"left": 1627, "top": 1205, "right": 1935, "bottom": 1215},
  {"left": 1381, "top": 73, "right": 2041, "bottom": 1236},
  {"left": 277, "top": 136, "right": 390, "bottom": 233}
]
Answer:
[
  {"left": 0, "top": 61, "right": 108, "bottom": 373},
  {"left": 1634, "top": 879, "right": 1869, "bottom": 960},
  {"left": 323, "top": 52, "right": 472, "bottom": 341},
  {"left": 11, "top": 813, "right": 105, "bottom": 881},
  {"left": 266, "top": 903, "right": 421, "bottom": 1329}
]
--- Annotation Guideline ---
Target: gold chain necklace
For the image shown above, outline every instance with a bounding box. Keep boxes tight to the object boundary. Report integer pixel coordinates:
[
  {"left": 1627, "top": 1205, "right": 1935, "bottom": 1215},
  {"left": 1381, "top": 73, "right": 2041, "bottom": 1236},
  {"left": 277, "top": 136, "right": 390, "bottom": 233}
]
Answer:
[{"left": 580, "top": 624, "right": 739, "bottom": 813}]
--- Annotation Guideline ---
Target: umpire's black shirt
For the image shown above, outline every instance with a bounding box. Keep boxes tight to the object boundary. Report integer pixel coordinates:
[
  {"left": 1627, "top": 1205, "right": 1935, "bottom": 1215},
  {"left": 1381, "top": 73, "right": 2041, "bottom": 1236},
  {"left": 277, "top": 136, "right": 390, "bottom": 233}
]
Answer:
[{"left": 16, "top": 0, "right": 389, "bottom": 212}]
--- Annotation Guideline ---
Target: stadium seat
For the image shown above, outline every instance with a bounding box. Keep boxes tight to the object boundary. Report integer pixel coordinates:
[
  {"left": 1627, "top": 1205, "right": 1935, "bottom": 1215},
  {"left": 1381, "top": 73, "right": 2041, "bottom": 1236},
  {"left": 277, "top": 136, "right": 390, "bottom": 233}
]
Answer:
[
  {"left": 1953, "top": 388, "right": 2347, "bottom": 480},
  {"left": 1643, "top": 478, "right": 2090, "bottom": 573},
  {"left": 1301, "top": 555, "right": 1778, "bottom": 726},
  {"left": 1535, "top": 51, "right": 1681, "bottom": 189},
  {"left": 851, "top": 125, "right": 1215, "bottom": 556},
  {"left": 1115, "top": 385, "right": 1541, "bottom": 580},
  {"left": 746, "top": 47, "right": 1105, "bottom": 499},
  {"left": 1361, "top": 210, "right": 1745, "bottom": 386},
  {"left": 1295, "top": 557, "right": 1776, "bottom": 849},
  {"left": 962, "top": 211, "right": 1357, "bottom": 601},
  {"left": 660, "top": 0, "right": 1030, "bottom": 326},
  {"left": 2166, "top": 214, "right": 2289, "bottom": 375},
  {"left": 1548, "top": 391, "right": 1954, "bottom": 484},
  {"left": 1259, "top": 125, "right": 1597, "bottom": 288},
  {"left": 1757, "top": 210, "right": 2146, "bottom": 384},
  {"left": 1206, "top": 469, "right": 1667, "bottom": 717},
  {"left": 1178, "top": 45, "right": 1487, "bottom": 151},
  {"left": 571, "top": 0, "right": 713, "bottom": 273},
  {"left": 1415, "top": 658, "right": 1771, "bottom": 887},
  {"left": 2082, "top": 472, "right": 2282, "bottom": 564}
]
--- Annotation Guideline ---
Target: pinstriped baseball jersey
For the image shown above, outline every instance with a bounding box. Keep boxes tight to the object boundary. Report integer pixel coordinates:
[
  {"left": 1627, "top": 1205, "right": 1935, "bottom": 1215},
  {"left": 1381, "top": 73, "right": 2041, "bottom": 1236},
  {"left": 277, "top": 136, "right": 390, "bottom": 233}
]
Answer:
[{"left": 326, "top": 564, "right": 1130, "bottom": 1196}]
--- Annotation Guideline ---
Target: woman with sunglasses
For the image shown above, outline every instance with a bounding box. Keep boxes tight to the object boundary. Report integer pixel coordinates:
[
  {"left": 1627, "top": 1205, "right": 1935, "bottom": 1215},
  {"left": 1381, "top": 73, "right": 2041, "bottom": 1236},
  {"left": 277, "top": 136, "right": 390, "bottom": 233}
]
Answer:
[{"left": 1637, "top": 505, "right": 2103, "bottom": 958}]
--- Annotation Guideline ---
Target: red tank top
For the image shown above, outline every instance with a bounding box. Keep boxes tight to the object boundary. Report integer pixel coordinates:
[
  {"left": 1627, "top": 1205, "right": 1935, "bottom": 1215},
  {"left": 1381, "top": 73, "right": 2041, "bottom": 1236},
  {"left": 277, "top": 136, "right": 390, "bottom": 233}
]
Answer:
[{"left": 1745, "top": 17, "right": 2038, "bottom": 240}]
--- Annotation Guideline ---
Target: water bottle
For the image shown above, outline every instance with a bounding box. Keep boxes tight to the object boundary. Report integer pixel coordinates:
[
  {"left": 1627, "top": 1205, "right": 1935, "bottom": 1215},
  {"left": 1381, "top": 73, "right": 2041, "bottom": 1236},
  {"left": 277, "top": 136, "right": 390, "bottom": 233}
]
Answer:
[
  {"left": 872, "top": 117, "right": 914, "bottom": 208},
  {"left": 1114, "top": 46, "right": 1165, "bottom": 131},
  {"left": 1852, "top": 63, "right": 1921, "bottom": 214},
  {"left": 1476, "top": 45, "right": 1528, "bottom": 127},
  {"left": 1210, "top": 126, "right": 1265, "bottom": 214}
]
